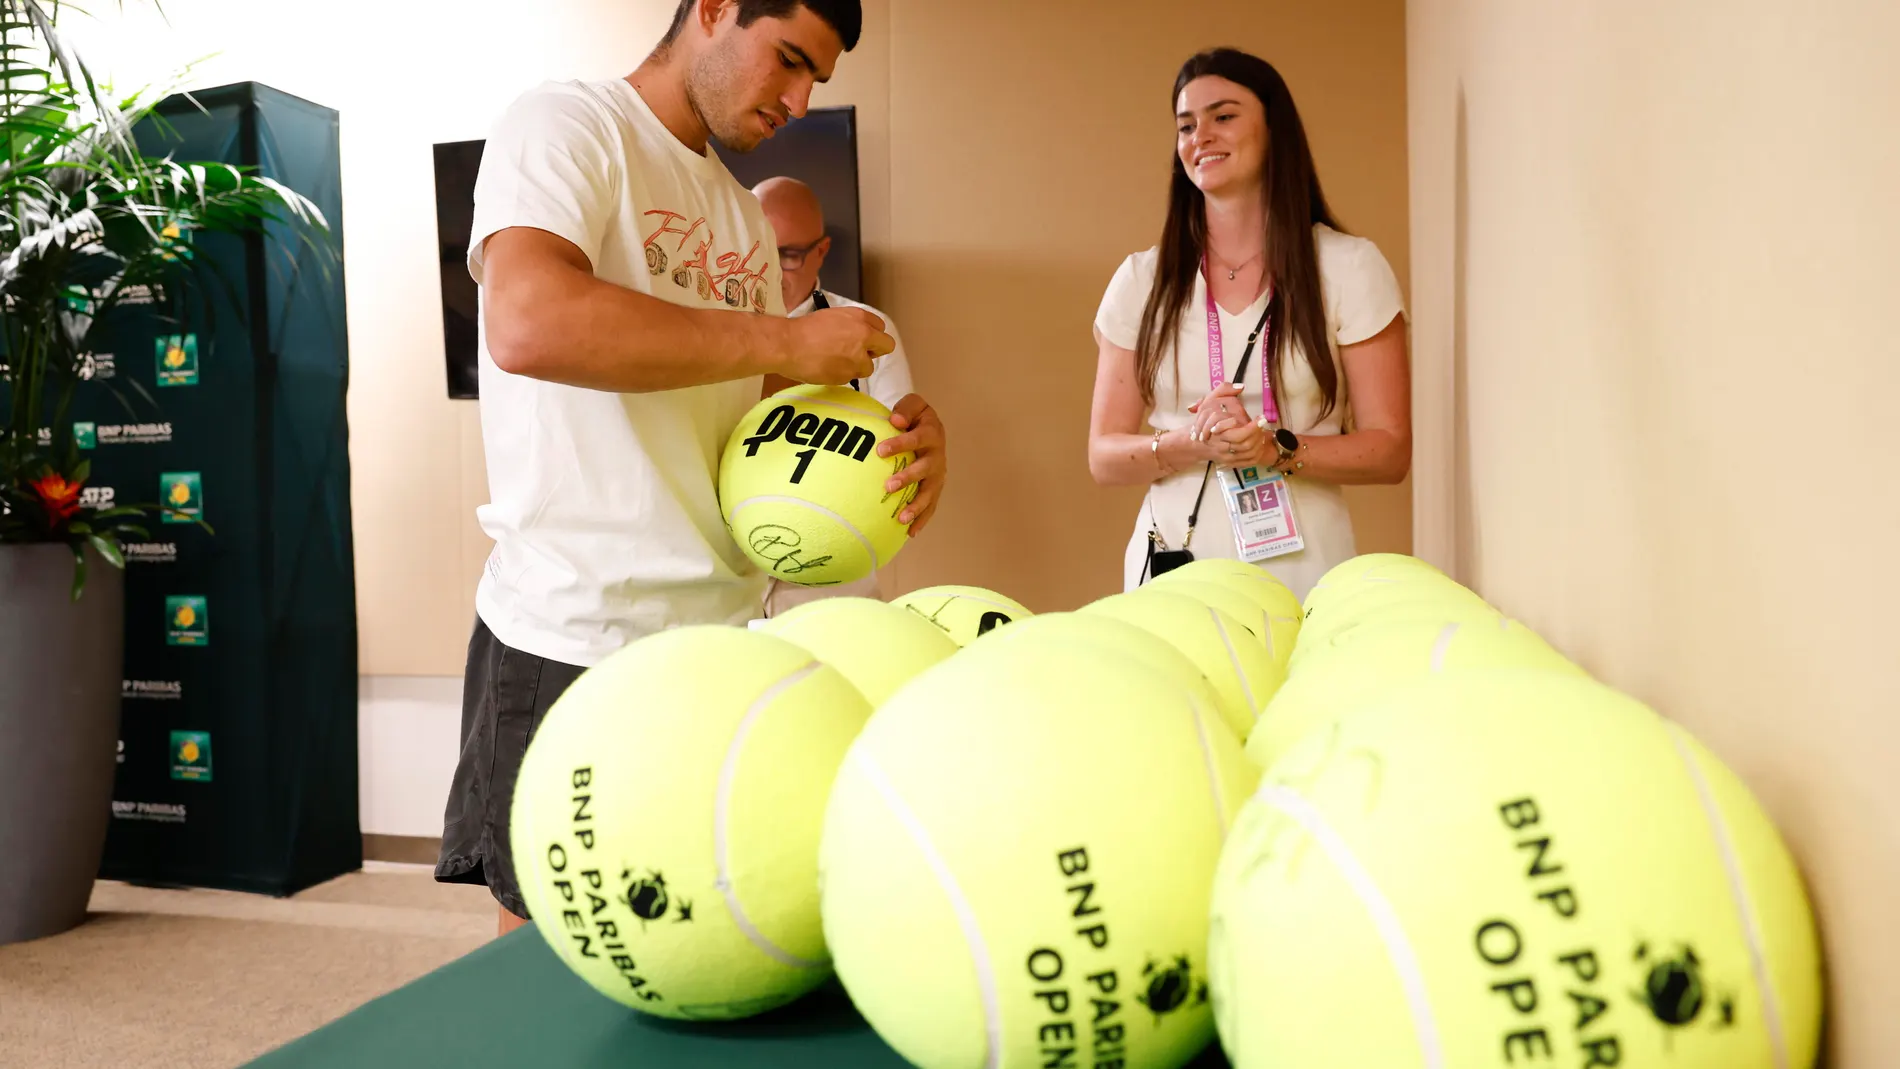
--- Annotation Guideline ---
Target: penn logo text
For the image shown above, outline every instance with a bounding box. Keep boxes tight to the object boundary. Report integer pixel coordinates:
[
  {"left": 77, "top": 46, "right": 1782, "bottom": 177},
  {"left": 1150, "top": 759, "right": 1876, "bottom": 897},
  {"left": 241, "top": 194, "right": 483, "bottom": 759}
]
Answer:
[{"left": 741, "top": 404, "right": 877, "bottom": 463}]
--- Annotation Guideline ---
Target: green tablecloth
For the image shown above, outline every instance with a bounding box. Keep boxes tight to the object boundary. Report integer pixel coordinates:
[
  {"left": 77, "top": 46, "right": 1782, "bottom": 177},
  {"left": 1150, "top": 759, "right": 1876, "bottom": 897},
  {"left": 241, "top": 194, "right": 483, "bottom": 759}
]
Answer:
[{"left": 244, "top": 928, "right": 1234, "bottom": 1067}]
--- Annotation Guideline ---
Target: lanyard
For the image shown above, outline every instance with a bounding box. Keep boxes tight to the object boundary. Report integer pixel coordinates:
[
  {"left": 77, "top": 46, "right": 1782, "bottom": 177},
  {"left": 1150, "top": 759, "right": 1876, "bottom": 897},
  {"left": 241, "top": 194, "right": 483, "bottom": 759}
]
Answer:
[
  {"left": 805, "top": 288, "right": 861, "bottom": 394},
  {"left": 1152, "top": 278, "right": 1275, "bottom": 554},
  {"left": 1205, "top": 274, "right": 1277, "bottom": 424}
]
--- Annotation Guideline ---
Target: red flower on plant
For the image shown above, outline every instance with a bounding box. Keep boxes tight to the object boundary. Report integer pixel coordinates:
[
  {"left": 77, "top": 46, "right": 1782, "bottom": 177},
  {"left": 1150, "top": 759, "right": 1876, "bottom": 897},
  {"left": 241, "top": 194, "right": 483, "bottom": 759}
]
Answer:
[{"left": 30, "top": 471, "right": 83, "bottom": 525}]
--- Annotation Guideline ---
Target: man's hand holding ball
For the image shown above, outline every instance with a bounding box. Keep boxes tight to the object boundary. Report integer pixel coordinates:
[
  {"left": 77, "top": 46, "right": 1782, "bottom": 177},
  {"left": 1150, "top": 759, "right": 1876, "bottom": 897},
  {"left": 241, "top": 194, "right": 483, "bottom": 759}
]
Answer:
[{"left": 878, "top": 395, "right": 947, "bottom": 536}]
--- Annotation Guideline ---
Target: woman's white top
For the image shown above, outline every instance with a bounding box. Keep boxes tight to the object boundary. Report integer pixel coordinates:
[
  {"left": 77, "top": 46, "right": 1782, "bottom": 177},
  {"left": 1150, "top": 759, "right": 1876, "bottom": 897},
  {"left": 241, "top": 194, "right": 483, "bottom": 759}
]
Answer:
[{"left": 1093, "top": 223, "right": 1406, "bottom": 601}]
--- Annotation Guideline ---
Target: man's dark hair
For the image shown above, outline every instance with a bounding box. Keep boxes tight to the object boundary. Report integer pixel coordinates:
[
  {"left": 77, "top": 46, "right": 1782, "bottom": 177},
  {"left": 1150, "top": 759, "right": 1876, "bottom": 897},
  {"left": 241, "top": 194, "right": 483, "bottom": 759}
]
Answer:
[{"left": 660, "top": 0, "right": 863, "bottom": 52}]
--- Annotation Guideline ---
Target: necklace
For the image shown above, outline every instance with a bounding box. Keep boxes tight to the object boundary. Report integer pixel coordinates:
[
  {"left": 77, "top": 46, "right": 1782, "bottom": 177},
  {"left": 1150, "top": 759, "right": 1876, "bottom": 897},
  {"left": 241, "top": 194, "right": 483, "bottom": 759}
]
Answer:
[{"left": 1209, "top": 246, "right": 1265, "bottom": 280}]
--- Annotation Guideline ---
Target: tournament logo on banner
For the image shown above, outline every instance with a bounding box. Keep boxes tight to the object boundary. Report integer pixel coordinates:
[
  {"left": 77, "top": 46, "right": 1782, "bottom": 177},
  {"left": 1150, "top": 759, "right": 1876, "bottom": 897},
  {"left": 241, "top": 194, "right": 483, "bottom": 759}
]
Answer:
[
  {"left": 160, "top": 472, "right": 203, "bottom": 523},
  {"left": 74, "top": 421, "right": 97, "bottom": 449},
  {"left": 170, "top": 731, "right": 213, "bottom": 783},
  {"left": 155, "top": 333, "right": 200, "bottom": 387},
  {"left": 166, "top": 596, "right": 209, "bottom": 647}
]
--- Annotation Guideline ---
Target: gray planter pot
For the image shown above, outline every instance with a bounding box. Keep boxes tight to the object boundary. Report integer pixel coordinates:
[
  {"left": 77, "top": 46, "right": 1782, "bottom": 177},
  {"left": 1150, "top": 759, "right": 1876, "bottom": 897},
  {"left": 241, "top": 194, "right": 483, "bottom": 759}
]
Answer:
[{"left": 0, "top": 542, "right": 124, "bottom": 945}]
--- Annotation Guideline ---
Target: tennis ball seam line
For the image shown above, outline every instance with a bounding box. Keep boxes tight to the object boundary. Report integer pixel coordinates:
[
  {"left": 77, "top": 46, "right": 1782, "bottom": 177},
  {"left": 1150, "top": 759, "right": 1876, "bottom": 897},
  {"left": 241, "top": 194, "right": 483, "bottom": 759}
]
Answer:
[
  {"left": 850, "top": 747, "right": 1003, "bottom": 1069},
  {"left": 714, "top": 660, "right": 831, "bottom": 972},
  {"left": 1208, "top": 608, "right": 1258, "bottom": 712},
  {"left": 1428, "top": 623, "right": 1461, "bottom": 673},
  {"left": 730, "top": 496, "right": 883, "bottom": 569},
  {"left": 1255, "top": 785, "right": 1445, "bottom": 1068},
  {"left": 1665, "top": 724, "right": 1788, "bottom": 1069},
  {"left": 1186, "top": 697, "right": 1231, "bottom": 840}
]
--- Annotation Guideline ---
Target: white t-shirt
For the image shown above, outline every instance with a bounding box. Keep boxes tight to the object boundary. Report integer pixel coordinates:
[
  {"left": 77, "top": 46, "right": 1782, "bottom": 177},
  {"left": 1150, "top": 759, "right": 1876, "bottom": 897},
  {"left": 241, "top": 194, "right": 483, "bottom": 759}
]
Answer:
[
  {"left": 762, "top": 285, "right": 914, "bottom": 616},
  {"left": 470, "top": 78, "right": 787, "bottom": 668},
  {"left": 1093, "top": 223, "right": 1405, "bottom": 601}
]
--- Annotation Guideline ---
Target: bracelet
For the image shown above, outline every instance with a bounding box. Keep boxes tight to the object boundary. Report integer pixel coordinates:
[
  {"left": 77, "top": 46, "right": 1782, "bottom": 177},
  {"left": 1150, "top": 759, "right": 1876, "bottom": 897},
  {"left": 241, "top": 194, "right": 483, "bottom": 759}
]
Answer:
[{"left": 1150, "top": 430, "right": 1172, "bottom": 475}]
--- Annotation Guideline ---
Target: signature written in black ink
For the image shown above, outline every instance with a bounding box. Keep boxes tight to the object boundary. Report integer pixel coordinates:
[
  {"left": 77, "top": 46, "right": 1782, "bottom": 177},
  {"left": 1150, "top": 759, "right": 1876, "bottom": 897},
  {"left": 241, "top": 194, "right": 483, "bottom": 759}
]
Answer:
[{"left": 748, "top": 525, "right": 834, "bottom": 575}]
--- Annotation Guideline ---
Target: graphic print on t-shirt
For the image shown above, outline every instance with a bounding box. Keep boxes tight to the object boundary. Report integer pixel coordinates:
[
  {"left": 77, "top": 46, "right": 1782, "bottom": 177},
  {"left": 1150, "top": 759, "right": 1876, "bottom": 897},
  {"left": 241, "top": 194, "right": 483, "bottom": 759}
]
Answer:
[{"left": 643, "top": 209, "right": 772, "bottom": 313}]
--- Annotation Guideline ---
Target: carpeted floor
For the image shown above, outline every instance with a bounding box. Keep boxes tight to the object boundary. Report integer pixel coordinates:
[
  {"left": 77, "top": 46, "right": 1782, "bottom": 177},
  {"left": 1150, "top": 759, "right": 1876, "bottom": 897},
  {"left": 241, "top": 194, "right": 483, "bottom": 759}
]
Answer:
[{"left": 0, "top": 864, "right": 497, "bottom": 1069}]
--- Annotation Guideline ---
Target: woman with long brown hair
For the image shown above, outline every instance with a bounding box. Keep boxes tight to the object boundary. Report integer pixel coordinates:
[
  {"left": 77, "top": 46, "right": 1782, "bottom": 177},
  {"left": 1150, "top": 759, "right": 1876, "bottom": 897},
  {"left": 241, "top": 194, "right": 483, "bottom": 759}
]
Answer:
[{"left": 1089, "top": 47, "right": 1411, "bottom": 601}]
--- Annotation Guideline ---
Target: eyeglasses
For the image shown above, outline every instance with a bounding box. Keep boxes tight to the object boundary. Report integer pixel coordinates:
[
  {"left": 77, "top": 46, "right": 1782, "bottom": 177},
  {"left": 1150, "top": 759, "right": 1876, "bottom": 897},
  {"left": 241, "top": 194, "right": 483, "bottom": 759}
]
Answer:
[{"left": 778, "top": 237, "right": 825, "bottom": 270}]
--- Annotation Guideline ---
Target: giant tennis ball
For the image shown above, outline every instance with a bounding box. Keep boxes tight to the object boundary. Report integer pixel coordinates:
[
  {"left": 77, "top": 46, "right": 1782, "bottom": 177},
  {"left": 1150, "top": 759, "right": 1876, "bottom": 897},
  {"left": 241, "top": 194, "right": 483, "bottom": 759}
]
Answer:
[
  {"left": 1293, "top": 592, "right": 1503, "bottom": 673},
  {"left": 1208, "top": 671, "right": 1822, "bottom": 1068},
  {"left": 757, "top": 596, "right": 960, "bottom": 707},
  {"left": 510, "top": 626, "right": 872, "bottom": 1020},
  {"left": 720, "top": 384, "right": 918, "bottom": 587},
  {"left": 1151, "top": 558, "right": 1304, "bottom": 617},
  {"left": 1303, "top": 551, "right": 1450, "bottom": 593},
  {"left": 1082, "top": 590, "right": 1279, "bottom": 741},
  {"left": 983, "top": 611, "right": 1226, "bottom": 719},
  {"left": 1300, "top": 553, "right": 1476, "bottom": 615},
  {"left": 1142, "top": 578, "right": 1301, "bottom": 673},
  {"left": 1293, "top": 560, "right": 1500, "bottom": 671},
  {"left": 890, "top": 584, "right": 1033, "bottom": 646},
  {"left": 820, "top": 634, "right": 1259, "bottom": 1069},
  {"left": 1247, "top": 617, "right": 1586, "bottom": 772}
]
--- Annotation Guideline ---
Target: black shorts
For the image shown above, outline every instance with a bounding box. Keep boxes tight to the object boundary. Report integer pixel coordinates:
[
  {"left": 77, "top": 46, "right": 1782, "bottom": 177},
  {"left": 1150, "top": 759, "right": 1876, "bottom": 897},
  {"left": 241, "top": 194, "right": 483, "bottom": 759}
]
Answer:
[{"left": 434, "top": 616, "right": 587, "bottom": 918}]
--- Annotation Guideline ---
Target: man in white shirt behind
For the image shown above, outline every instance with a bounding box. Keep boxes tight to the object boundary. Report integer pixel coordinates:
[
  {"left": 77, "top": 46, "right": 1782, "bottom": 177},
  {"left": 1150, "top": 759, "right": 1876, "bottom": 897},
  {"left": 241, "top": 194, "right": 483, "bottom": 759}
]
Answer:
[{"left": 753, "top": 175, "right": 918, "bottom": 615}]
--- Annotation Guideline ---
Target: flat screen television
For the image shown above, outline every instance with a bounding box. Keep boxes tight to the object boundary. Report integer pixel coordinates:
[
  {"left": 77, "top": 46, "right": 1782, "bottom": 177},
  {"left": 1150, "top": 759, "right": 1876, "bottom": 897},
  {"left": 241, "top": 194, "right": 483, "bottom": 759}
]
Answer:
[{"left": 432, "top": 104, "right": 862, "bottom": 400}]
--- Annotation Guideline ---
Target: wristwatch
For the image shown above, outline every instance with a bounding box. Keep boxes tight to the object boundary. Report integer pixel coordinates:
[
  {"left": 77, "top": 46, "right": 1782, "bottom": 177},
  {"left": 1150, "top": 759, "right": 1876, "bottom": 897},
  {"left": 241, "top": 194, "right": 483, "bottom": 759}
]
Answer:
[{"left": 1273, "top": 428, "right": 1301, "bottom": 463}]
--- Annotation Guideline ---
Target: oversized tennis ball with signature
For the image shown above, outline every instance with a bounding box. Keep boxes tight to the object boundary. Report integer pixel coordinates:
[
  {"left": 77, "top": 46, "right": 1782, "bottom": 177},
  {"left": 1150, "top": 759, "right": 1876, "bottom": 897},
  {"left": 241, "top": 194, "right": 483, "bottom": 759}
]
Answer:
[{"left": 719, "top": 384, "right": 918, "bottom": 587}]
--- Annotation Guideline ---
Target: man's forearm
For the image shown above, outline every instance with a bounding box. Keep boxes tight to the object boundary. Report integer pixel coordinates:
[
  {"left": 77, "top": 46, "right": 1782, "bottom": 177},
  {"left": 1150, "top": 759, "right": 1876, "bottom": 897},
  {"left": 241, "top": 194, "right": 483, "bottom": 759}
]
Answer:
[{"left": 486, "top": 255, "right": 787, "bottom": 393}]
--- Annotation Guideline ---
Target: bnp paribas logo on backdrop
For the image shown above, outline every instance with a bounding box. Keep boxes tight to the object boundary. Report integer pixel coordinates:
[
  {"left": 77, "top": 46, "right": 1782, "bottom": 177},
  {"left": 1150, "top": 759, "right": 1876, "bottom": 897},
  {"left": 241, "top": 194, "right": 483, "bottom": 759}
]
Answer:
[
  {"left": 169, "top": 730, "right": 212, "bottom": 783},
  {"left": 96, "top": 421, "right": 173, "bottom": 446},
  {"left": 155, "top": 333, "right": 199, "bottom": 387},
  {"left": 166, "top": 595, "right": 208, "bottom": 647},
  {"left": 122, "top": 679, "right": 183, "bottom": 700},
  {"left": 160, "top": 472, "right": 202, "bottom": 524}
]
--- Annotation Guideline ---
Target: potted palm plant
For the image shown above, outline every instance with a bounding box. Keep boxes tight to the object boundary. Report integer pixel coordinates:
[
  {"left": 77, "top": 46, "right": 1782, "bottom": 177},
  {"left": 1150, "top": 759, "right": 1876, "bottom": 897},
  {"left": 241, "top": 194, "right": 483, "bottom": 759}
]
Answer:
[{"left": 0, "top": 0, "right": 325, "bottom": 944}]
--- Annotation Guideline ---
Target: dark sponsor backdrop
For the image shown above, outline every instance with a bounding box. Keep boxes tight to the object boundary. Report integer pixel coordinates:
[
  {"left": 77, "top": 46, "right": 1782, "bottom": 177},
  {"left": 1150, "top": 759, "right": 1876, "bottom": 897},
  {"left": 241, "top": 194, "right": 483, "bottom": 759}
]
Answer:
[{"left": 71, "top": 82, "right": 360, "bottom": 895}]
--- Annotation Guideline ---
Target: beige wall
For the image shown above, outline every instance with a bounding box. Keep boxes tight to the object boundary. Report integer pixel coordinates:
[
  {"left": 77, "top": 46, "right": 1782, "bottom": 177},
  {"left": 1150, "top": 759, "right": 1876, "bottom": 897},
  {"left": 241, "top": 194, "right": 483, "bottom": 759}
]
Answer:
[
  {"left": 1407, "top": 1, "right": 1900, "bottom": 1062},
  {"left": 62, "top": 0, "right": 1412, "bottom": 669}
]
